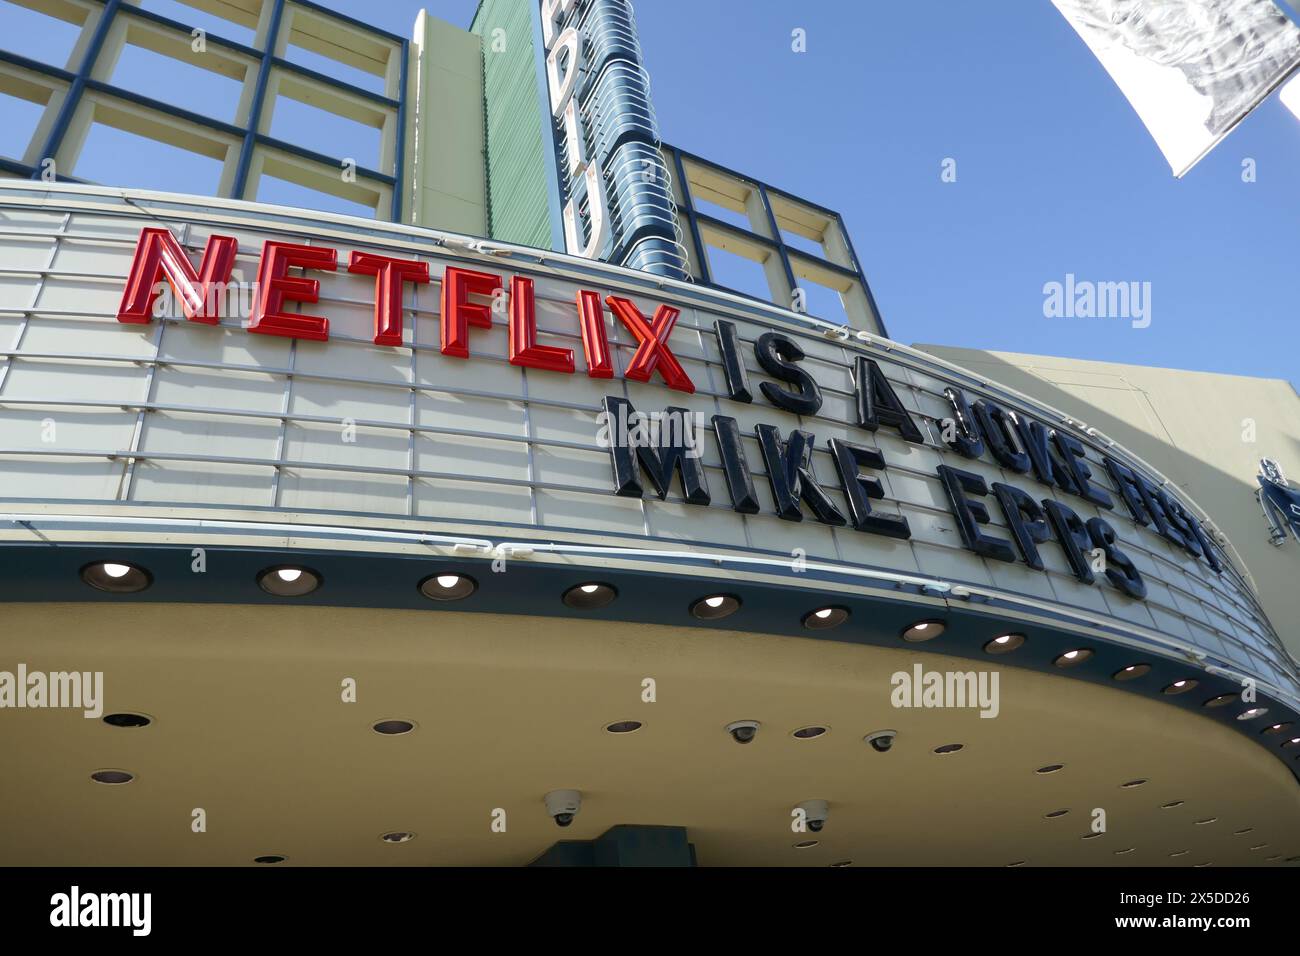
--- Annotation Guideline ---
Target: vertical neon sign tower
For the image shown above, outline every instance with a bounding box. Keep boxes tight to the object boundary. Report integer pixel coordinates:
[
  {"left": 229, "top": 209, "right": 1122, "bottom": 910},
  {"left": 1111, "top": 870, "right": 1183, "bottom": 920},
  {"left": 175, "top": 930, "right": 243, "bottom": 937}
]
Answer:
[{"left": 539, "top": 0, "right": 688, "bottom": 279}]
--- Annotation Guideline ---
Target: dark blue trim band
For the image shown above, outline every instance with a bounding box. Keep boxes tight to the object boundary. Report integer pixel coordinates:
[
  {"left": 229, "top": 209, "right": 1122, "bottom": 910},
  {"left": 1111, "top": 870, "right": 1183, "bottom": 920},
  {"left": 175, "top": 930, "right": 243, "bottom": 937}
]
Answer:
[
  {"left": 29, "top": 0, "right": 123, "bottom": 178},
  {"left": 231, "top": 0, "right": 286, "bottom": 201}
]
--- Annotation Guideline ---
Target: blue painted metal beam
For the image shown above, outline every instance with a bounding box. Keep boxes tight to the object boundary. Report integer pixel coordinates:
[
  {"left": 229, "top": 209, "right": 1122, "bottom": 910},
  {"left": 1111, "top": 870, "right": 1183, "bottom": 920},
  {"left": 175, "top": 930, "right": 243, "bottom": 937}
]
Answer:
[
  {"left": 390, "top": 38, "right": 408, "bottom": 222},
  {"left": 29, "top": 0, "right": 123, "bottom": 179},
  {"left": 231, "top": 0, "right": 286, "bottom": 202},
  {"left": 670, "top": 145, "right": 710, "bottom": 285}
]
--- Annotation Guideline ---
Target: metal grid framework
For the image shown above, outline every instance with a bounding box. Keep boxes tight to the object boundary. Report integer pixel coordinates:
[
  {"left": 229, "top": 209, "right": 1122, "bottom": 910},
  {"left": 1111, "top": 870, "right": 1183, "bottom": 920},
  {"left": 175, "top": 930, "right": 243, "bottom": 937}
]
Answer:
[
  {"left": 0, "top": 0, "right": 407, "bottom": 219},
  {"left": 0, "top": 184, "right": 1291, "bottom": 698},
  {"left": 664, "top": 143, "right": 888, "bottom": 339}
]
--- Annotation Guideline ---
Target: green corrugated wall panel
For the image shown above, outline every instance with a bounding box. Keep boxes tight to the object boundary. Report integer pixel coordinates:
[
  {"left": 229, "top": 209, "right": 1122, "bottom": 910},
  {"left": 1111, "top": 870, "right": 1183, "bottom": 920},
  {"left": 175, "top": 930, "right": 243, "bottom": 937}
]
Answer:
[{"left": 471, "top": 0, "right": 557, "bottom": 250}]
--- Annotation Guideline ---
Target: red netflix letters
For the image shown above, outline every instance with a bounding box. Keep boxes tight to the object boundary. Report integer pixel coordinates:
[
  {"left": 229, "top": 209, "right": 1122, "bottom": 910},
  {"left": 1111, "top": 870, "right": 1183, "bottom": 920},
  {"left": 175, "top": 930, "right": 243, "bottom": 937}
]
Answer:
[{"left": 115, "top": 228, "right": 696, "bottom": 391}]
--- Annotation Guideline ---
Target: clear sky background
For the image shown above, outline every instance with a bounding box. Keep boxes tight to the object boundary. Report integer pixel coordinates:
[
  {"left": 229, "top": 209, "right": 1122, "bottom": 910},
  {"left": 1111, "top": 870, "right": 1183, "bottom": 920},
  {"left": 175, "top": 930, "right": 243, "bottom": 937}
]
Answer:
[{"left": 2, "top": 0, "right": 1298, "bottom": 384}]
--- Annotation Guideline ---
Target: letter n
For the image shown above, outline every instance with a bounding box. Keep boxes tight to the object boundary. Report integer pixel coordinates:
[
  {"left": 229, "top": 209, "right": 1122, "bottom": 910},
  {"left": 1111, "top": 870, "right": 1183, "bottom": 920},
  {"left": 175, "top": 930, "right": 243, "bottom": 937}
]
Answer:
[{"left": 117, "top": 227, "right": 238, "bottom": 324}]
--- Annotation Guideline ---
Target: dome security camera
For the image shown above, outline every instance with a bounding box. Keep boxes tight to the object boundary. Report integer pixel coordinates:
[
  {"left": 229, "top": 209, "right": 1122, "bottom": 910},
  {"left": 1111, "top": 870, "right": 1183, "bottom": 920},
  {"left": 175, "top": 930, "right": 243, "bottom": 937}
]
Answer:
[
  {"left": 865, "top": 729, "right": 898, "bottom": 753},
  {"left": 796, "top": 799, "right": 829, "bottom": 833},
  {"left": 544, "top": 789, "right": 582, "bottom": 828},
  {"left": 725, "top": 719, "right": 761, "bottom": 744}
]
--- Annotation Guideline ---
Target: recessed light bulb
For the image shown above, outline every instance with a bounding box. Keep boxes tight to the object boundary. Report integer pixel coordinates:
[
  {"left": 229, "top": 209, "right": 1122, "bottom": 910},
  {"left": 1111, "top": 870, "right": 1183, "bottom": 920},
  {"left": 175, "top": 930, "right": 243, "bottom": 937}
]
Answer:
[
  {"left": 705, "top": 596, "right": 725, "bottom": 608},
  {"left": 995, "top": 635, "right": 1012, "bottom": 644},
  {"left": 1064, "top": 650, "right": 1079, "bottom": 659},
  {"left": 815, "top": 608, "right": 833, "bottom": 619},
  {"left": 581, "top": 584, "right": 599, "bottom": 593},
  {"left": 276, "top": 568, "right": 302, "bottom": 583},
  {"left": 436, "top": 575, "right": 460, "bottom": 588},
  {"left": 1173, "top": 680, "right": 1187, "bottom": 687},
  {"left": 103, "top": 563, "right": 130, "bottom": 578}
]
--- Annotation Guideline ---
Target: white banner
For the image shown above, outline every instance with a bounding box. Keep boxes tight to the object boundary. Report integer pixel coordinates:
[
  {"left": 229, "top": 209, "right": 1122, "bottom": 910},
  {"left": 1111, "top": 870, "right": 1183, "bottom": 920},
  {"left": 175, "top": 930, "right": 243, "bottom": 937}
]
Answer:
[
  {"left": 1053, "top": 0, "right": 1300, "bottom": 176},
  {"left": 1279, "top": 69, "right": 1300, "bottom": 116}
]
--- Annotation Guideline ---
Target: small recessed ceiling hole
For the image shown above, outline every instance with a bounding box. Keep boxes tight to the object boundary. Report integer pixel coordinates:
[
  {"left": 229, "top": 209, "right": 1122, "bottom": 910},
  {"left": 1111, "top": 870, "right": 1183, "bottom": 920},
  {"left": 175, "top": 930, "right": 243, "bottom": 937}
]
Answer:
[
  {"left": 90, "top": 770, "right": 133, "bottom": 785},
  {"left": 1261, "top": 722, "right": 1293, "bottom": 735},
  {"left": 933, "top": 743, "right": 964, "bottom": 755},
  {"left": 1081, "top": 832, "right": 1102, "bottom": 840},
  {"left": 1113, "top": 663, "right": 1150, "bottom": 681},
  {"left": 102, "top": 713, "right": 151, "bottom": 728},
  {"left": 1120, "top": 779, "right": 1147, "bottom": 789},
  {"left": 1045, "top": 809, "right": 1070, "bottom": 819},
  {"left": 1266, "top": 855, "right": 1283, "bottom": 862},
  {"left": 1237, "top": 707, "right": 1268, "bottom": 721},
  {"left": 1007, "top": 860, "right": 1027, "bottom": 867},
  {"left": 1249, "top": 844, "right": 1268, "bottom": 850},
  {"left": 802, "top": 606, "right": 849, "bottom": 630},
  {"left": 253, "top": 855, "right": 286, "bottom": 864},
  {"left": 380, "top": 832, "right": 415, "bottom": 844},
  {"left": 1163, "top": 679, "right": 1198, "bottom": 695},
  {"left": 563, "top": 582, "right": 617, "bottom": 609},
  {"left": 1035, "top": 764, "right": 1064, "bottom": 775},
  {"left": 1203, "top": 694, "right": 1238, "bottom": 709},
  {"left": 372, "top": 719, "right": 415, "bottom": 736},
  {"left": 793, "top": 840, "right": 819, "bottom": 849},
  {"left": 257, "top": 565, "right": 321, "bottom": 597},
  {"left": 1193, "top": 862, "right": 1212, "bottom": 868},
  {"left": 1161, "top": 801, "right": 1185, "bottom": 809},
  {"left": 1234, "top": 827, "right": 1255, "bottom": 835},
  {"left": 604, "top": 720, "right": 642, "bottom": 734},
  {"left": 792, "top": 726, "right": 828, "bottom": 740},
  {"left": 1054, "top": 648, "right": 1093, "bottom": 668},
  {"left": 1170, "top": 850, "right": 1189, "bottom": 858},
  {"left": 1194, "top": 817, "right": 1218, "bottom": 825},
  {"left": 984, "top": 633, "right": 1025, "bottom": 654},
  {"left": 418, "top": 573, "right": 477, "bottom": 601},
  {"left": 689, "top": 594, "right": 741, "bottom": 621},
  {"left": 1114, "top": 847, "right": 1135, "bottom": 855},
  {"left": 81, "top": 561, "right": 151, "bottom": 593},
  {"left": 829, "top": 860, "right": 853, "bottom": 867},
  {"left": 901, "top": 619, "right": 944, "bottom": 642}
]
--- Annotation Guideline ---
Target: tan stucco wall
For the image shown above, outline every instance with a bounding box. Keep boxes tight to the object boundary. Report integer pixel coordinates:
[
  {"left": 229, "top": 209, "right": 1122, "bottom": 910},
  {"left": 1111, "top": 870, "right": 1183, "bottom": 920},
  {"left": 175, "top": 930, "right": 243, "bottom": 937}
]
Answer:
[
  {"left": 404, "top": 10, "right": 488, "bottom": 235},
  {"left": 913, "top": 345, "right": 1300, "bottom": 662}
]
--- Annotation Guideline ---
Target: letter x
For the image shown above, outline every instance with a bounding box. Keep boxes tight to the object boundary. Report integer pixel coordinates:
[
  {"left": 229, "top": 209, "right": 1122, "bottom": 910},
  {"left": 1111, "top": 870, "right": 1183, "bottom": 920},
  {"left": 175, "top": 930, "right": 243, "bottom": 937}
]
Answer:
[{"left": 605, "top": 296, "right": 695, "bottom": 393}]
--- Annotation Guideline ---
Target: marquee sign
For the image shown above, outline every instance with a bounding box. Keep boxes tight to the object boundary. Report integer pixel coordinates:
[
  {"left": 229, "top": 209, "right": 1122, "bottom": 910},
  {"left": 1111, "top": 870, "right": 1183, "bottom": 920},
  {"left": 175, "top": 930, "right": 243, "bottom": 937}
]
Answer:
[
  {"left": 115, "top": 225, "right": 1230, "bottom": 611},
  {"left": 538, "top": 0, "right": 687, "bottom": 279}
]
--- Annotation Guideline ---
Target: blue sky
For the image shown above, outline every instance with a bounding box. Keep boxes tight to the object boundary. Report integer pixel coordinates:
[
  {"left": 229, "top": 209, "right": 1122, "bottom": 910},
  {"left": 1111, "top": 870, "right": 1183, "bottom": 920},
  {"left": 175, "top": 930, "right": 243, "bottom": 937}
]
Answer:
[{"left": 2, "top": 0, "right": 1297, "bottom": 383}]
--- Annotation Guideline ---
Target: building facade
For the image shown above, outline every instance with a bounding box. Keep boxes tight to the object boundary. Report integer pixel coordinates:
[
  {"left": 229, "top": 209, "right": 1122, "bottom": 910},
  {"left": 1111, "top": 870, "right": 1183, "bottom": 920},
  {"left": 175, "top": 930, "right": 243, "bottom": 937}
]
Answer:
[{"left": 0, "top": 0, "right": 1296, "bottom": 867}]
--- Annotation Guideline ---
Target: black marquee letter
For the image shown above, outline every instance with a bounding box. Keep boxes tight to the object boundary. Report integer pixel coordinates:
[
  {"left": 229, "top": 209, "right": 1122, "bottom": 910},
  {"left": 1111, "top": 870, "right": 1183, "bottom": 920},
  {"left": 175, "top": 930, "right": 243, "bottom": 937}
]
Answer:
[
  {"left": 1012, "top": 416, "right": 1079, "bottom": 495},
  {"left": 755, "top": 332, "right": 822, "bottom": 416},
  {"left": 828, "top": 438, "right": 910, "bottom": 539},
  {"left": 1086, "top": 517, "right": 1147, "bottom": 600},
  {"left": 713, "top": 320, "right": 753, "bottom": 403},
  {"left": 711, "top": 414, "right": 760, "bottom": 514},
  {"left": 991, "top": 482, "right": 1051, "bottom": 571},
  {"left": 1043, "top": 499, "right": 1095, "bottom": 584},
  {"left": 972, "top": 400, "right": 1030, "bottom": 474},
  {"left": 755, "top": 425, "right": 845, "bottom": 525},
  {"left": 936, "top": 465, "right": 1015, "bottom": 562},
  {"left": 941, "top": 387, "right": 985, "bottom": 459},
  {"left": 602, "top": 396, "right": 710, "bottom": 505},
  {"left": 1052, "top": 430, "right": 1112, "bottom": 509},
  {"left": 854, "top": 357, "right": 924, "bottom": 444}
]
